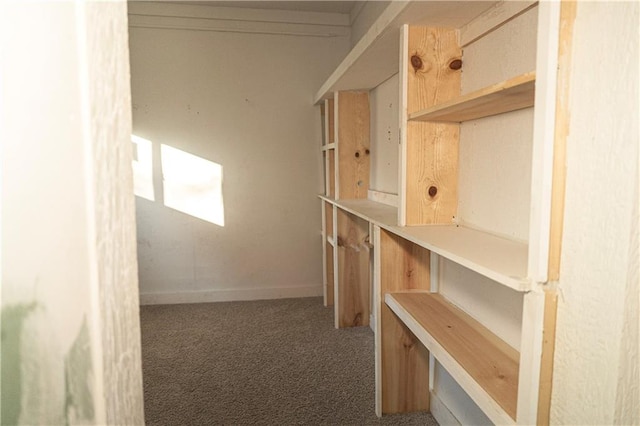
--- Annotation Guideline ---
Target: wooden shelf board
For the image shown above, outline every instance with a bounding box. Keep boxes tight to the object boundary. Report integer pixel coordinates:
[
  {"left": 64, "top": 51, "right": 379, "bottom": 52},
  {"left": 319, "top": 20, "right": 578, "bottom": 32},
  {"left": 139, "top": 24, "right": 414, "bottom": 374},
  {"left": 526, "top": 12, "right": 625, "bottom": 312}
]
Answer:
[
  {"left": 322, "top": 143, "right": 336, "bottom": 151},
  {"left": 408, "top": 72, "right": 536, "bottom": 122},
  {"left": 385, "top": 292, "right": 519, "bottom": 424},
  {"left": 385, "top": 224, "right": 529, "bottom": 291},
  {"left": 320, "top": 196, "right": 529, "bottom": 291},
  {"left": 320, "top": 196, "right": 397, "bottom": 228},
  {"left": 314, "top": 1, "right": 497, "bottom": 104}
]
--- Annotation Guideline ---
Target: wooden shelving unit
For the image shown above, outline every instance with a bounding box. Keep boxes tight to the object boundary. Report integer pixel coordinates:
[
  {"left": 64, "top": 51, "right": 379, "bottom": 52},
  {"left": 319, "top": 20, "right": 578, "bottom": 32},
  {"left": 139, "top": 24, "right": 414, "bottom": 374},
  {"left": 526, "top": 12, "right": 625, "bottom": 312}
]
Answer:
[
  {"left": 408, "top": 72, "right": 536, "bottom": 123},
  {"left": 385, "top": 292, "right": 519, "bottom": 424},
  {"left": 315, "top": 1, "right": 563, "bottom": 424}
]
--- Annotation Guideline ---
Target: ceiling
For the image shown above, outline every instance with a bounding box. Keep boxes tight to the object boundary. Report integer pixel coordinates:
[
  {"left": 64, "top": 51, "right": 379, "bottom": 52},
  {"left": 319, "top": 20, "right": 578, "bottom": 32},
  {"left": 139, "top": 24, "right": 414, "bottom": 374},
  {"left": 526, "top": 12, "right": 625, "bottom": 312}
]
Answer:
[{"left": 178, "top": 1, "right": 360, "bottom": 14}]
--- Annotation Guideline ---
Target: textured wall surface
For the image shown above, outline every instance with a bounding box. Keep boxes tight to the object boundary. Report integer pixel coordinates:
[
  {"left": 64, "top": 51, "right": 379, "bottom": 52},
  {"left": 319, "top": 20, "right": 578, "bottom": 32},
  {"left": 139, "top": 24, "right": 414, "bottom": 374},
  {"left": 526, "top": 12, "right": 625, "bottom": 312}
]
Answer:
[
  {"left": 1, "top": 2, "right": 144, "bottom": 424},
  {"left": 370, "top": 73, "right": 399, "bottom": 195},
  {"left": 551, "top": 2, "right": 639, "bottom": 424},
  {"left": 84, "top": 2, "right": 145, "bottom": 424},
  {"left": 129, "top": 8, "right": 350, "bottom": 303}
]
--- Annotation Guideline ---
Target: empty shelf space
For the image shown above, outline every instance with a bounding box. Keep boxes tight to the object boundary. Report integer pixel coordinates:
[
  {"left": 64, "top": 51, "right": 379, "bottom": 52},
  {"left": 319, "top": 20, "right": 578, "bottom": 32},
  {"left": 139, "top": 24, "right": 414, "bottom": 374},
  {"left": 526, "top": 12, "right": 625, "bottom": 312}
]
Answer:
[
  {"left": 320, "top": 196, "right": 398, "bottom": 228},
  {"left": 408, "top": 72, "right": 536, "bottom": 122},
  {"left": 384, "top": 224, "right": 529, "bottom": 291},
  {"left": 385, "top": 291, "right": 519, "bottom": 424}
]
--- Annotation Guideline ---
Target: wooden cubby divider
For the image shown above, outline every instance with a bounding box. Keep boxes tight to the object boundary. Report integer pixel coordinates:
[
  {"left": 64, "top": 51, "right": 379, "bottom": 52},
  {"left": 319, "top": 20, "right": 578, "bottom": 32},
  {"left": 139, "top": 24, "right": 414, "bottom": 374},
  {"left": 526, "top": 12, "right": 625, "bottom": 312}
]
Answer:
[
  {"left": 335, "top": 208, "right": 370, "bottom": 328},
  {"left": 402, "top": 26, "right": 461, "bottom": 226},
  {"left": 336, "top": 91, "right": 370, "bottom": 200},
  {"left": 376, "top": 228, "right": 431, "bottom": 413}
]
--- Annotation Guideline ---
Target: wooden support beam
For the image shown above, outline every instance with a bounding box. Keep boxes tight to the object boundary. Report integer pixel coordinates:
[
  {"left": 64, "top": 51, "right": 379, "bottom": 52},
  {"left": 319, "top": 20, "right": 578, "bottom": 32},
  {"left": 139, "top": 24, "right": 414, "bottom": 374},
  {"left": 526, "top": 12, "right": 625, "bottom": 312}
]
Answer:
[
  {"left": 378, "top": 228, "right": 430, "bottom": 414},
  {"left": 336, "top": 208, "right": 370, "bottom": 327},
  {"left": 403, "top": 27, "right": 461, "bottom": 225},
  {"left": 336, "top": 91, "right": 370, "bottom": 200},
  {"left": 325, "top": 201, "right": 335, "bottom": 307}
]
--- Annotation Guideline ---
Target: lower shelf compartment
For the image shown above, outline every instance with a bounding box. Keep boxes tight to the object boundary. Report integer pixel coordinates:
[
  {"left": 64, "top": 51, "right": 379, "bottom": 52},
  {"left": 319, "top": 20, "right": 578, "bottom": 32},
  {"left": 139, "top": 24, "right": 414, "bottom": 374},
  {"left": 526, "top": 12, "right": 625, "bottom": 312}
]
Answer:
[{"left": 385, "top": 291, "right": 519, "bottom": 424}]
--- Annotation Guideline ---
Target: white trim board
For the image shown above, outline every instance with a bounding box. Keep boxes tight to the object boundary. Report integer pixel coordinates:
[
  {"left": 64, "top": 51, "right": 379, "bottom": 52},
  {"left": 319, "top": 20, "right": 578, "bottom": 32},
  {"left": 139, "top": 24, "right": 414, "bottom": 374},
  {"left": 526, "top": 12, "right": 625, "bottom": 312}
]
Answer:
[
  {"left": 128, "top": 2, "right": 350, "bottom": 26},
  {"left": 128, "top": 2, "right": 349, "bottom": 37},
  {"left": 140, "top": 285, "right": 323, "bottom": 305}
]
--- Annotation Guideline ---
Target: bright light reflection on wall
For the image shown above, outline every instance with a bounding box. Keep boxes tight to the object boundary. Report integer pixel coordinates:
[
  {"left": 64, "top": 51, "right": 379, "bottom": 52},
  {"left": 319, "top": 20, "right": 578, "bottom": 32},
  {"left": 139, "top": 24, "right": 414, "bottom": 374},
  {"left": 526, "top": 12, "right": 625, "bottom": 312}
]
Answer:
[
  {"left": 161, "top": 144, "right": 225, "bottom": 226},
  {"left": 131, "top": 135, "right": 155, "bottom": 201}
]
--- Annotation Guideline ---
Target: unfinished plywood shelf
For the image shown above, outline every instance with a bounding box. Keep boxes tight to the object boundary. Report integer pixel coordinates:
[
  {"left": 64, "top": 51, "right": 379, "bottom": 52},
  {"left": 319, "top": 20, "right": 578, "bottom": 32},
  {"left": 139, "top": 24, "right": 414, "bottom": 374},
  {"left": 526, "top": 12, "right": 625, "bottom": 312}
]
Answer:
[
  {"left": 387, "top": 225, "right": 529, "bottom": 291},
  {"left": 385, "top": 291, "right": 519, "bottom": 424},
  {"left": 408, "top": 72, "right": 536, "bottom": 123}
]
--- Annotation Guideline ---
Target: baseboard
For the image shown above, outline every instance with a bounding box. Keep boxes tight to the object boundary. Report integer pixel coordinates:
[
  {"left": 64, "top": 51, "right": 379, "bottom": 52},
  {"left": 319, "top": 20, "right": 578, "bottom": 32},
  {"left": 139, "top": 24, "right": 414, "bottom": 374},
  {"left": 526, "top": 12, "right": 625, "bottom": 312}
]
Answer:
[
  {"left": 430, "top": 390, "right": 461, "bottom": 426},
  {"left": 140, "top": 285, "right": 323, "bottom": 305}
]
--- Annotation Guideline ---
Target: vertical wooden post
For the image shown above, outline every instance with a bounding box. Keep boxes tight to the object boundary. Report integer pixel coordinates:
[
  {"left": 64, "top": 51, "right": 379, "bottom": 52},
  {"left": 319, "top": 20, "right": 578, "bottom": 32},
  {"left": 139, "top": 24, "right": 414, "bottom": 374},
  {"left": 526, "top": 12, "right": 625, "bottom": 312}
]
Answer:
[
  {"left": 336, "top": 209, "right": 370, "bottom": 327},
  {"left": 377, "top": 228, "right": 431, "bottom": 414},
  {"left": 325, "top": 202, "right": 335, "bottom": 307},
  {"left": 401, "top": 26, "right": 461, "bottom": 225},
  {"left": 336, "top": 91, "right": 370, "bottom": 200}
]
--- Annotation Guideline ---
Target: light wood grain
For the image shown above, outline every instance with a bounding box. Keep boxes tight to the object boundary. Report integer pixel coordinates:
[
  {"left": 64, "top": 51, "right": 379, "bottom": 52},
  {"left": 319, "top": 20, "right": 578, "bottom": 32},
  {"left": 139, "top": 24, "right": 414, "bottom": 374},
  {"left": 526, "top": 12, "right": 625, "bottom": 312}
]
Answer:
[
  {"left": 537, "top": 290, "right": 558, "bottom": 425},
  {"left": 328, "top": 150, "right": 335, "bottom": 198},
  {"left": 327, "top": 98, "right": 335, "bottom": 145},
  {"left": 386, "top": 292, "right": 520, "bottom": 421},
  {"left": 409, "top": 72, "right": 536, "bottom": 123},
  {"left": 405, "top": 27, "right": 460, "bottom": 225},
  {"left": 336, "top": 208, "right": 370, "bottom": 327},
  {"left": 548, "top": 0, "right": 575, "bottom": 281},
  {"left": 337, "top": 91, "right": 370, "bottom": 200},
  {"left": 325, "top": 244, "right": 335, "bottom": 307},
  {"left": 379, "top": 229, "right": 431, "bottom": 414}
]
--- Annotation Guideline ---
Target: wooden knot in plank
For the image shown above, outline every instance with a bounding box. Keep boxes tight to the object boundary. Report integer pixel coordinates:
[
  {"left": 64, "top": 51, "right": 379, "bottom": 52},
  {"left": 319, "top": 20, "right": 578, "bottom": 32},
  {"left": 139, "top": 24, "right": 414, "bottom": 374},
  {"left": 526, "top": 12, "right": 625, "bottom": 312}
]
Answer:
[
  {"left": 449, "top": 59, "right": 462, "bottom": 70},
  {"left": 410, "top": 54, "right": 423, "bottom": 72}
]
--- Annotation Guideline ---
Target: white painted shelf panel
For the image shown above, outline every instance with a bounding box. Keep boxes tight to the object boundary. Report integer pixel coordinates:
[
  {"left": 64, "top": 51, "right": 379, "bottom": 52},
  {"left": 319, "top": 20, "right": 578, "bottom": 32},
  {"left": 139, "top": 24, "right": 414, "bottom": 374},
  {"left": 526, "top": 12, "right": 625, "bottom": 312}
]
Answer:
[
  {"left": 320, "top": 196, "right": 398, "bottom": 228},
  {"left": 385, "top": 292, "right": 518, "bottom": 425},
  {"left": 327, "top": 235, "right": 335, "bottom": 247},
  {"left": 320, "top": 196, "right": 530, "bottom": 291},
  {"left": 386, "top": 225, "right": 529, "bottom": 291},
  {"left": 322, "top": 143, "right": 336, "bottom": 151}
]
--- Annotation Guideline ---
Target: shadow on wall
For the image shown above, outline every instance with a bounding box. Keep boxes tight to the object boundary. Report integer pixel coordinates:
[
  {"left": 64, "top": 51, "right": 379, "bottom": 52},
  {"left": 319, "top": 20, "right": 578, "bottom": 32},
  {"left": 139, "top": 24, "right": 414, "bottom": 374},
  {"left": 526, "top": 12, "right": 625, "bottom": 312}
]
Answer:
[{"left": 132, "top": 135, "right": 225, "bottom": 227}]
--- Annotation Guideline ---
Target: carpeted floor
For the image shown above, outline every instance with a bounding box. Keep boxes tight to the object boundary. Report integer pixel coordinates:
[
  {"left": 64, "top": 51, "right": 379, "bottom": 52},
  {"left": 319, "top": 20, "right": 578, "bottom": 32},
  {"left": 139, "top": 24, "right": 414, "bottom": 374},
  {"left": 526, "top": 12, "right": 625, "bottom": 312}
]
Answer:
[{"left": 140, "top": 297, "right": 438, "bottom": 425}]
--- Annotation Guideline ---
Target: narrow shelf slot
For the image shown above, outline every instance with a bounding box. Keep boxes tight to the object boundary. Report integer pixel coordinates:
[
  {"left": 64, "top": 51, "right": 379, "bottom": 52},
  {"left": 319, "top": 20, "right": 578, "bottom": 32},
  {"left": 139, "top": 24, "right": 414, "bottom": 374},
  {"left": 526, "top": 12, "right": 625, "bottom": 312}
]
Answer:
[
  {"left": 409, "top": 72, "right": 535, "bottom": 123},
  {"left": 385, "top": 292, "right": 519, "bottom": 424}
]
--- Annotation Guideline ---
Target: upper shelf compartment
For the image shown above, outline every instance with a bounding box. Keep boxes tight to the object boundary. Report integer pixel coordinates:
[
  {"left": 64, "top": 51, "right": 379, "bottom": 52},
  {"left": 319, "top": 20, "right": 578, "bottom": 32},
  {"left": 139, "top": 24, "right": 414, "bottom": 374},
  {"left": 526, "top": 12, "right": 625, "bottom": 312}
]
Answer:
[
  {"left": 409, "top": 72, "right": 536, "bottom": 122},
  {"left": 313, "top": 1, "right": 498, "bottom": 105}
]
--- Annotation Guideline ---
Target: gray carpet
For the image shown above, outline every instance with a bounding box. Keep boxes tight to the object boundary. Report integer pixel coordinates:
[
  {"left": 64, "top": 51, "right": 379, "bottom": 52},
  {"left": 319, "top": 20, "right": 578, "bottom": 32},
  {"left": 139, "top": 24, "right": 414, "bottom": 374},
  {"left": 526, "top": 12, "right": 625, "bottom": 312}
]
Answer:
[{"left": 140, "top": 297, "right": 438, "bottom": 425}]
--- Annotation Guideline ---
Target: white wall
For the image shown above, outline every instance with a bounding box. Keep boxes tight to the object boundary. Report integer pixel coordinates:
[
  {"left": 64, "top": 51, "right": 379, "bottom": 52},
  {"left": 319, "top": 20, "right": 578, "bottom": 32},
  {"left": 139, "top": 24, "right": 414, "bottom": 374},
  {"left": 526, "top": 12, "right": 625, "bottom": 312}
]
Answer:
[
  {"left": 1, "top": 2, "right": 144, "bottom": 425},
  {"left": 369, "top": 73, "right": 399, "bottom": 195},
  {"left": 128, "top": 3, "right": 350, "bottom": 304},
  {"left": 349, "top": 1, "right": 391, "bottom": 48},
  {"left": 551, "top": 2, "right": 639, "bottom": 424}
]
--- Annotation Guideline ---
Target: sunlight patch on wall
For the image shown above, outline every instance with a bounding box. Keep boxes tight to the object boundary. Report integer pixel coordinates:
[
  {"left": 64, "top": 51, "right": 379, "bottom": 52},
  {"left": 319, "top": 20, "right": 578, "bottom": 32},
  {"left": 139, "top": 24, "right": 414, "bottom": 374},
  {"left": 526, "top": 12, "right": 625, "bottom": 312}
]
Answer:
[
  {"left": 131, "top": 135, "right": 154, "bottom": 201},
  {"left": 161, "top": 144, "right": 225, "bottom": 226}
]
